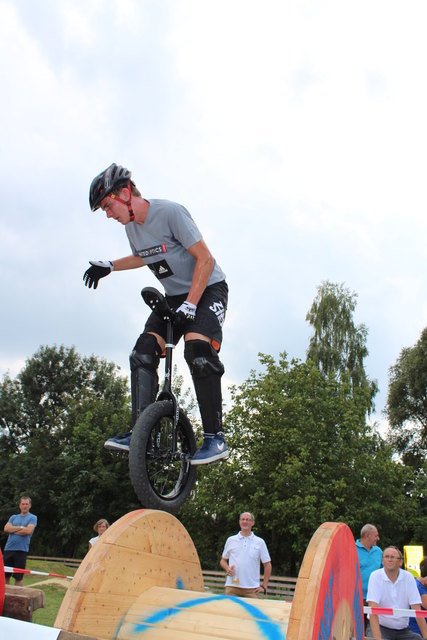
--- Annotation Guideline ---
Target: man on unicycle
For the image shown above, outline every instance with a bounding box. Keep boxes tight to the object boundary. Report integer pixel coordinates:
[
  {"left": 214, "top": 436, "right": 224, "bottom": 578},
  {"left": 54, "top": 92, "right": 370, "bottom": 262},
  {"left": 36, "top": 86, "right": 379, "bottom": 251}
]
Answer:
[{"left": 83, "top": 163, "right": 229, "bottom": 466}]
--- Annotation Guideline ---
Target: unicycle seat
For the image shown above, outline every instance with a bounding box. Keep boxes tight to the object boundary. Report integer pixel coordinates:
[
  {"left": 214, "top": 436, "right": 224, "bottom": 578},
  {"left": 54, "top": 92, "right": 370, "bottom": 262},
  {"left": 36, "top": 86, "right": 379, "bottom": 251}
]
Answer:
[{"left": 141, "top": 287, "right": 175, "bottom": 322}]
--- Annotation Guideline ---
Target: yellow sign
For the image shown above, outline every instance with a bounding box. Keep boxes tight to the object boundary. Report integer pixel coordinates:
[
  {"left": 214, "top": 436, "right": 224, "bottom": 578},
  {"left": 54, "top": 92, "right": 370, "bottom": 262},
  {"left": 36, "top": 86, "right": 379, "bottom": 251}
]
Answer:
[{"left": 404, "top": 545, "right": 424, "bottom": 577}]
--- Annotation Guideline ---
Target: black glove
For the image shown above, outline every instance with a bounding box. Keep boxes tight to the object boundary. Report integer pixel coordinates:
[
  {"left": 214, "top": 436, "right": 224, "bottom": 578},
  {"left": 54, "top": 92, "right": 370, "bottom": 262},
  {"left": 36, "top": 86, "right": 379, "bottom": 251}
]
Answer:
[{"left": 83, "top": 260, "right": 114, "bottom": 289}]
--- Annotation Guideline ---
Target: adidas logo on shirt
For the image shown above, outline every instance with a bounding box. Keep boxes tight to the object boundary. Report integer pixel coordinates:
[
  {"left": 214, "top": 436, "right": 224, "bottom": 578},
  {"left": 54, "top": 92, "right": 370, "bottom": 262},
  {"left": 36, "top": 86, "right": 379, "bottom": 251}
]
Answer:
[{"left": 147, "top": 260, "right": 173, "bottom": 280}]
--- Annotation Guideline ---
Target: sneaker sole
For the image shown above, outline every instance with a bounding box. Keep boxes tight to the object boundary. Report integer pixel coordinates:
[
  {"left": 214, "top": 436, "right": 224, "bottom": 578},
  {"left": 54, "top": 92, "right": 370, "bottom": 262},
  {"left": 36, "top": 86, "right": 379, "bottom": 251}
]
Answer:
[
  {"left": 104, "top": 442, "right": 130, "bottom": 453},
  {"left": 190, "top": 449, "right": 229, "bottom": 466}
]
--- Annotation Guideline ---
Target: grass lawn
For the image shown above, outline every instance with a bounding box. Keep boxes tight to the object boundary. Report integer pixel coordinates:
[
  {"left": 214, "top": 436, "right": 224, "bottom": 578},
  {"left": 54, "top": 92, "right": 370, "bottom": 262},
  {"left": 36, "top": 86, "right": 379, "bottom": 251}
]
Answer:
[
  {"left": 32, "top": 583, "right": 69, "bottom": 626},
  {"left": 11, "top": 559, "right": 78, "bottom": 627}
]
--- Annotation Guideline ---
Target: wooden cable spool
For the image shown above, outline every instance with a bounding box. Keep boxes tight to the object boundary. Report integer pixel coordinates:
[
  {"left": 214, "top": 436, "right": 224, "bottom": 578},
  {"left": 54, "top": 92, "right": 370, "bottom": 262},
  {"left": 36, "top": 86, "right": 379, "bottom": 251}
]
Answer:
[
  {"left": 54, "top": 509, "right": 203, "bottom": 638},
  {"left": 288, "top": 521, "right": 364, "bottom": 639},
  {"left": 51, "top": 510, "right": 363, "bottom": 640}
]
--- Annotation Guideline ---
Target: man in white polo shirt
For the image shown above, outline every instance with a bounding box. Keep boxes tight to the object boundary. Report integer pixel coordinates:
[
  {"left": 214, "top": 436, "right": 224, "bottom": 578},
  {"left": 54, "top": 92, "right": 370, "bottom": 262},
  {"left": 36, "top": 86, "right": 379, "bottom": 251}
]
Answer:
[
  {"left": 367, "top": 546, "right": 427, "bottom": 639},
  {"left": 220, "top": 512, "right": 271, "bottom": 598}
]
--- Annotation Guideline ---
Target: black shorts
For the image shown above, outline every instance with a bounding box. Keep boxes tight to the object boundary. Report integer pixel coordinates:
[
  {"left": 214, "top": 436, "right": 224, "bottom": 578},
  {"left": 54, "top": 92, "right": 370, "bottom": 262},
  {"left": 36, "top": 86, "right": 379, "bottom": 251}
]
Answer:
[
  {"left": 3, "top": 549, "right": 28, "bottom": 580},
  {"left": 144, "top": 280, "right": 228, "bottom": 351}
]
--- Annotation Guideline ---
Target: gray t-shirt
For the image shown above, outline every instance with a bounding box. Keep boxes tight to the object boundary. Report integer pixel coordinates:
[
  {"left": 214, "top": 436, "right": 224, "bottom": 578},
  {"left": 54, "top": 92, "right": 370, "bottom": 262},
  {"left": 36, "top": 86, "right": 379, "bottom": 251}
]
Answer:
[{"left": 125, "top": 199, "right": 226, "bottom": 296}]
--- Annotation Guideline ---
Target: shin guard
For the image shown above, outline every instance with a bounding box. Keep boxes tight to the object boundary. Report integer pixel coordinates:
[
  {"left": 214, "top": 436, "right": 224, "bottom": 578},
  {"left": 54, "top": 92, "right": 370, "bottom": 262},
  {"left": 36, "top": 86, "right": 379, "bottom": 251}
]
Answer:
[
  {"left": 130, "top": 333, "right": 162, "bottom": 426},
  {"left": 184, "top": 339, "right": 224, "bottom": 436}
]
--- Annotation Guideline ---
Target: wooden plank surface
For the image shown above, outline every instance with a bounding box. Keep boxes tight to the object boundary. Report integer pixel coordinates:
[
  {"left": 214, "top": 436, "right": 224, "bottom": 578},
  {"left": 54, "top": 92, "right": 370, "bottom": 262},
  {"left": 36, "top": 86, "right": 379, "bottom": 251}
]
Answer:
[
  {"left": 57, "top": 631, "right": 99, "bottom": 640},
  {"left": 116, "top": 586, "right": 290, "bottom": 640}
]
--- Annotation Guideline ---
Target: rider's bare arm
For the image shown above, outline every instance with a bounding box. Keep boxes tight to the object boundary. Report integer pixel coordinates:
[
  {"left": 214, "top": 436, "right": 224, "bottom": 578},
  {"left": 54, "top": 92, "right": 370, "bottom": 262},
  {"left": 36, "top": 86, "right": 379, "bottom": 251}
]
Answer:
[
  {"left": 185, "top": 240, "right": 214, "bottom": 306},
  {"left": 111, "top": 255, "right": 145, "bottom": 270}
]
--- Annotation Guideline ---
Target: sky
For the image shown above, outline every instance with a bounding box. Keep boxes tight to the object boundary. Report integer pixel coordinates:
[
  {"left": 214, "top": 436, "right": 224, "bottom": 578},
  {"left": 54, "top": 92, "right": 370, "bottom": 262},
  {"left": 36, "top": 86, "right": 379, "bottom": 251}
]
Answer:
[{"left": 1, "top": 0, "right": 426, "bottom": 431}]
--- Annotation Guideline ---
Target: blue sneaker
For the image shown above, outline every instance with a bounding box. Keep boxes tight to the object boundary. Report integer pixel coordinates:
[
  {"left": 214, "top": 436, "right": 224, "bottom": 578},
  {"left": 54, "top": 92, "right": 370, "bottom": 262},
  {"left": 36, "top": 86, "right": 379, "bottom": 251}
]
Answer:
[
  {"left": 104, "top": 432, "right": 131, "bottom": 453},
  {"left": 190, "top": 432, "right": 229, "bottom": 466}
]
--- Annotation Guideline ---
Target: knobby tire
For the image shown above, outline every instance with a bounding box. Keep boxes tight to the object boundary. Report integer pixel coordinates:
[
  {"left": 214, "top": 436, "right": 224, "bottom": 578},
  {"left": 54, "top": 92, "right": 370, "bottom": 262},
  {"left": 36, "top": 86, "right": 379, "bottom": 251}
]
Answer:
[{"left": 129, "top": 400, "right": 197, "bottom": 513}]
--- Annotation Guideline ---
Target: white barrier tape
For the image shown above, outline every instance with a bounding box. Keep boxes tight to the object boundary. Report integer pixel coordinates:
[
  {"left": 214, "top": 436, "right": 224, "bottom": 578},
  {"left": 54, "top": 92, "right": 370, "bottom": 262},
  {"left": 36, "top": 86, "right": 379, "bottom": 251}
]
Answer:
[
  {"left": 364, "top": 606, "right": 427, "bottom": 618},
  {"left": 3, "top": 566, "right": 73, "bottom": 579}
]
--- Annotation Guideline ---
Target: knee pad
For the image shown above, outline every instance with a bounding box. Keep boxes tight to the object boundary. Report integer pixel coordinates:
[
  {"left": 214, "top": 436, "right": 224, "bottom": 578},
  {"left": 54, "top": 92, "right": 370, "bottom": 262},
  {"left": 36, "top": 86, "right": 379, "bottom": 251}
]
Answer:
[
  {"left": 184, "top": 340, "right": 224, "bottom": 379},
  {"left": 130, "top": 333, "right": 162, "bottom": 372}
]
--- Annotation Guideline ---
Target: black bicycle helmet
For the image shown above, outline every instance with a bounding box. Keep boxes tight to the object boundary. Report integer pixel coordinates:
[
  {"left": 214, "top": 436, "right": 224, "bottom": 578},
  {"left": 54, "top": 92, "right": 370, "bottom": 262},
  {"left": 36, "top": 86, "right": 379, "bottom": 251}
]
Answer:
[{"left": 89, "top": 163, "right": 132, "bottom": 211}]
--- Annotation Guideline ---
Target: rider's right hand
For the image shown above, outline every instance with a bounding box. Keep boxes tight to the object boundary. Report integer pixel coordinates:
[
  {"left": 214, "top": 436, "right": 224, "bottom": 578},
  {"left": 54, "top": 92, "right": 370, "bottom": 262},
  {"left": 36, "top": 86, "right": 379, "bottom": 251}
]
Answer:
[
  {"left": 83, "top": 260, "right": 114, "bottom": 289},
  {"left": 174, "top": 300, "right": 197, "bottom": 329}
]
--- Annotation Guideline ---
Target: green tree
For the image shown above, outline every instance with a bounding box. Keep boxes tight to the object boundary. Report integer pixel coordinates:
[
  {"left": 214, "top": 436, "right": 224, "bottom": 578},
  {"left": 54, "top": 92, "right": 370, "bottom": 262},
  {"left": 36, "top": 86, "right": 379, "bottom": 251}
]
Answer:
[
  {"left": 0, "top": 345, "right": 201, "bottom": 557},
  {"left": 306, "top": 281, "right": 377, "bottom": 414},
  {"left": 386, "top": 327, "right": 427, "bottom": 468},
  {"left": 182, "top": 353, "right": 412, "bottom": 574},
  {"left": 181, "top": 285, "right": 425, "bottom": 574},
  {"left": 0, "top": 345, "right": 137, "bottom": 556}
]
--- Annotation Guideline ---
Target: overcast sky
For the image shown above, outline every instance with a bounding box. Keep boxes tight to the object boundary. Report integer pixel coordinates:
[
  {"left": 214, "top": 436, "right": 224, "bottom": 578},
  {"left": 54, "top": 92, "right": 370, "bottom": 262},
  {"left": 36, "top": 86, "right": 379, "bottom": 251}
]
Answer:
[{"left": 1, "top": 0, "right": 426, "bottom": 429}]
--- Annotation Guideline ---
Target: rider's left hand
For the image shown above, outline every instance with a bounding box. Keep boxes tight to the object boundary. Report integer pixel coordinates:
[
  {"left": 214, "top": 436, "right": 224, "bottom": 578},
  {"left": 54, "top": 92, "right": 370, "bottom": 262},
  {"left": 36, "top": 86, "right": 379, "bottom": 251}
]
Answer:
[{"left": 174, "top": 301, "right": 197, "bottom": 328}]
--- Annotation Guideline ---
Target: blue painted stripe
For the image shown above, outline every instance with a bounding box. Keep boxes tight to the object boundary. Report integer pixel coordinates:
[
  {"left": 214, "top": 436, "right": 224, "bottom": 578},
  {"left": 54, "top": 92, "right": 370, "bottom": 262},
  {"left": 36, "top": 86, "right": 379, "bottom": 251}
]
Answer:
[
  {"left": 319, "top": 570, "right": 333, "bottom": 639},
  {"left": 176, "top": 577, "right": 184, "bottom": 590},
  {"left": 119, "top": 594, "right": 285, "bottom": 639}
]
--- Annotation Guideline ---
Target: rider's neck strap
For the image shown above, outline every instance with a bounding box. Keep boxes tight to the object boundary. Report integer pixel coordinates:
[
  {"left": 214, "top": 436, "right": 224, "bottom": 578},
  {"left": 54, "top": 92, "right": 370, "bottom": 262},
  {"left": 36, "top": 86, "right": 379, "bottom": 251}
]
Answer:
[{"left": 109, "top": 181, "right": 135, "bottom": 221}]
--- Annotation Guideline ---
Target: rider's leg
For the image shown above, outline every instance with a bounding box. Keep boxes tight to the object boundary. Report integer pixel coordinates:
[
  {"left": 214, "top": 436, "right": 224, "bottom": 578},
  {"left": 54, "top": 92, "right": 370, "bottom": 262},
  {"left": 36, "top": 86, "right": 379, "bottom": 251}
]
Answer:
[
  {"left": 130, "top": 333, "right": 162, "bottom": 425},
  {"left": 184, "top": 338, "right": 228, "bottom": 465},
  {"left": 104, "top": 333, "right": 162, "bottom": 453}
]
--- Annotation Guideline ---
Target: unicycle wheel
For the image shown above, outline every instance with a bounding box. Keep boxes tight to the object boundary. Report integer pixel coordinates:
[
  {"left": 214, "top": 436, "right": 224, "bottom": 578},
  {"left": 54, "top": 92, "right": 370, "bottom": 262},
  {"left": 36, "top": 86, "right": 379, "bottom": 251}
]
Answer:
[{"left": 129, "top": 400, "right": 197, "bottom": 513}]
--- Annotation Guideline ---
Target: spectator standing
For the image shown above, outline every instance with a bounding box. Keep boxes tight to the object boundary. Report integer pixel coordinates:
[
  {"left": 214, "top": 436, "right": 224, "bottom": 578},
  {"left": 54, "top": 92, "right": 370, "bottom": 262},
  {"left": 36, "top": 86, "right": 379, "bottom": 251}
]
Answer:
[
  {"left": 356, "top": 523, "right": 383, "bottom": 600},
  {"left": 88, "top": 519, "right": 110, "bottom": 550},
  {"left": 3, "top": 496, "right": 37, "bottom": 586},
  {"left": 367, "top": 546, "right": 427, "bottom": 639},
  {"left": 220, "top": 512, "right": 271, "bottom": 598}
]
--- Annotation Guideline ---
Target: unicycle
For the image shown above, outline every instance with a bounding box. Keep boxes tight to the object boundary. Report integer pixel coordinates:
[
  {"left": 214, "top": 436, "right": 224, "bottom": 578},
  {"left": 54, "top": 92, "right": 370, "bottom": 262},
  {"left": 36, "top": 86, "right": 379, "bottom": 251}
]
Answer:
[{"left": 129, "top": 287, "right": 197, "bottom": 513}]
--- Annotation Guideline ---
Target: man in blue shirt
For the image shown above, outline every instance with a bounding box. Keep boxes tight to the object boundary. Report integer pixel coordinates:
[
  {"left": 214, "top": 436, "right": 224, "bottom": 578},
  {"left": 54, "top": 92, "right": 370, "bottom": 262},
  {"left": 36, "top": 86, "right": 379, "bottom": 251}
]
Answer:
[
  {"left": 3, "top": 496, "right": 37, "bottom": 586},
  {"left": 356, "top": 523, "right": 383, "bottom": 600}
]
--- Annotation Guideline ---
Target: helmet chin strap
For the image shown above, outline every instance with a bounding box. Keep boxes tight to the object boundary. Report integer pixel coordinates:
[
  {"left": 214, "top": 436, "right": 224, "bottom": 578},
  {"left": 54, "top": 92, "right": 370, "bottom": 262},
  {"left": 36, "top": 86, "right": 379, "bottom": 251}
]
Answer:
[{"left": 108, "top": 181, "right": 135, "bottom": 221}]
